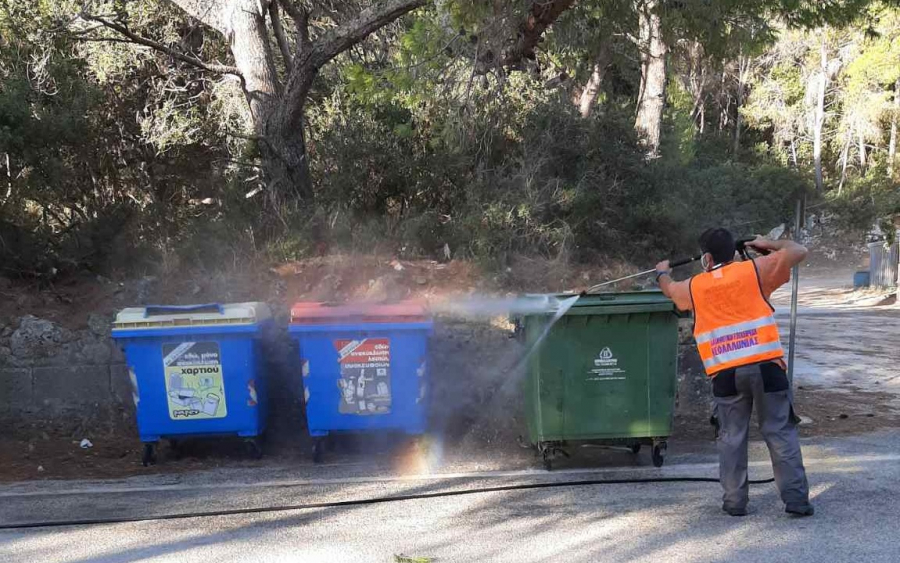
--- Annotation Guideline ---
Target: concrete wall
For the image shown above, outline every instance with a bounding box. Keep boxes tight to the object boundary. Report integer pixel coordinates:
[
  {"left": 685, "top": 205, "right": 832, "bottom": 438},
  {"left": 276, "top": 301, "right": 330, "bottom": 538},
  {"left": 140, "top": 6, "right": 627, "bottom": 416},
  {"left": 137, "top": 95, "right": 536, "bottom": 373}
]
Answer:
[
  {"left": 0, "top": 313, "right": 303, "bottom": 420},
  {"left": 0, "top": 314, "right": 132, "bottom": 416}
]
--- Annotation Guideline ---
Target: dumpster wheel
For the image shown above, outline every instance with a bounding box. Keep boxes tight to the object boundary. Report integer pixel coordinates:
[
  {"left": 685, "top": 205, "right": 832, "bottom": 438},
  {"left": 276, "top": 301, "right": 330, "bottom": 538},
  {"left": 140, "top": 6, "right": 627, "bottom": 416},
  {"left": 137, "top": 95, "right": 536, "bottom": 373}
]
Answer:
[
  {"left": 141, "top": 443, "right": 157, "bottom": 467},
  {"left": 245, "top": 438, "right": 264, "bottom": 460},
  {"left": 538, "top": 441, "right": 569, "bottom": 471},
  {"left": 168, "top": 439, "right": 183, "bottom": 460},
  {"left": 312, "top": 438, "right": 326, "bottom": 464},
  {"left": 652, "top": 441, "right": 668, "bottom": 468}
]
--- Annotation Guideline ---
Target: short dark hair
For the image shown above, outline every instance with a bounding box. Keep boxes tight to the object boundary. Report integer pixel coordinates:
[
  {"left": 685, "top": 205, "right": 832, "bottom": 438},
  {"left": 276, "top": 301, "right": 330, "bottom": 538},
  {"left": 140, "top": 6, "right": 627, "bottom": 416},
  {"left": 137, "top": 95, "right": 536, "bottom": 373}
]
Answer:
[{"left": 699, "top": 228, "right": 736, "bottom": 265}]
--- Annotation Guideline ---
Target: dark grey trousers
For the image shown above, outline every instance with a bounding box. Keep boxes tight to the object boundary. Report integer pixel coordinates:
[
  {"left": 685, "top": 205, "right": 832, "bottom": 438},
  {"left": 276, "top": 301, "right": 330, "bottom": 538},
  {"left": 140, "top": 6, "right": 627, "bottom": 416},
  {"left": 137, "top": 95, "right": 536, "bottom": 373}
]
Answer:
[{"left": 713, "top": 362, "right": 810, "bottom": 511}]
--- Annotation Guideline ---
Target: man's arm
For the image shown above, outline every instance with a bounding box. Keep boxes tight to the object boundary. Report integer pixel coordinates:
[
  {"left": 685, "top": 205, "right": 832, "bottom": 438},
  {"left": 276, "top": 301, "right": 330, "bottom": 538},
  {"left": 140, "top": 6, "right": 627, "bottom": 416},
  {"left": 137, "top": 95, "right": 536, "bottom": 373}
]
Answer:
[
  {"left": 656, "top": 260, "right": 693, "bottom": 311},
  {"left": 747, "top": 236, "right": 809, "bottom": 296},
  {"left": 747, "top": 237, "right": 808, "bottom": 266}
]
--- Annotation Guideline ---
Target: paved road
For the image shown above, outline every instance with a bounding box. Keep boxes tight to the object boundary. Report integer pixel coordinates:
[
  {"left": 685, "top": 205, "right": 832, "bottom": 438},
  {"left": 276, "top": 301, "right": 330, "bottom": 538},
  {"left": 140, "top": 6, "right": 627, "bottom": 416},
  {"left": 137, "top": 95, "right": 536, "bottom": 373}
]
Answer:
[
  {"left": 771, "top": 275, "right": 900, "bottom": 404},
  {"left": 1, "top": 432, "right": 899, "bottom": 563}
]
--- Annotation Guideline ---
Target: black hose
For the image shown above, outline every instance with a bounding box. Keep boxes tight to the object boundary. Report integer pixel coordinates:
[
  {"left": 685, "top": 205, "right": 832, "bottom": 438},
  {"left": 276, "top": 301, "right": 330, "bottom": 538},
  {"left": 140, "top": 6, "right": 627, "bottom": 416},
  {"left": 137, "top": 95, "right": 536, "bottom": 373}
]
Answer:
[{"left": 0, "top": 475, "right": 775, "bottom": 530}]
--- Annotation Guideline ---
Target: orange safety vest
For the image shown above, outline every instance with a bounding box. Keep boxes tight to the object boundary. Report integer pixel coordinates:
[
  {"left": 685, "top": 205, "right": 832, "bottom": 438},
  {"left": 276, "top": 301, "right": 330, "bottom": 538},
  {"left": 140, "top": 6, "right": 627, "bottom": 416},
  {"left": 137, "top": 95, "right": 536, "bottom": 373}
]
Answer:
[{"left": 689, "top": 260, "right": 784, "bottom": 377}]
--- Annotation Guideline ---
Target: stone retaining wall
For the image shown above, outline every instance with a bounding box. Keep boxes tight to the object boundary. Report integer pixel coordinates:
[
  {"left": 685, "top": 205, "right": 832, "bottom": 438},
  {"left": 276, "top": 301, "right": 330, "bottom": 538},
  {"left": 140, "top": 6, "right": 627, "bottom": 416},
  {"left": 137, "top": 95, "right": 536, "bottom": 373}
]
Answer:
[{"left": 0, "top": 314, "right": 132, "bottom": 415}]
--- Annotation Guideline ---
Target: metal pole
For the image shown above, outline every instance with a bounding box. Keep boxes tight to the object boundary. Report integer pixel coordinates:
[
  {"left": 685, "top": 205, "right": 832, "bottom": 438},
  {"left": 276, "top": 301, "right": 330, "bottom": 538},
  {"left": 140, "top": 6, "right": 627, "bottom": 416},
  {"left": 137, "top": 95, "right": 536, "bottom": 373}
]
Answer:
[{"left": 787, "top": 196, "right": 805, "bottom": 385}]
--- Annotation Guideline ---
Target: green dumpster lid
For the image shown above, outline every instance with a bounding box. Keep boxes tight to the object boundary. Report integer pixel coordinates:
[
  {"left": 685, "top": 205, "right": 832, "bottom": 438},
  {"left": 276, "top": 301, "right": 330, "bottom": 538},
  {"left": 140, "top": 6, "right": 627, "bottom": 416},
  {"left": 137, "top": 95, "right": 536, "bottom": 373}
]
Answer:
[
  {"left": 113, "top": 302, "right": 271, "bottom": 330},
  {"left": 516, "top": 291, "right": 676, "bottom": 316},
  {"left": 566, "top": 290, "right": 674, "bottom": 307}
]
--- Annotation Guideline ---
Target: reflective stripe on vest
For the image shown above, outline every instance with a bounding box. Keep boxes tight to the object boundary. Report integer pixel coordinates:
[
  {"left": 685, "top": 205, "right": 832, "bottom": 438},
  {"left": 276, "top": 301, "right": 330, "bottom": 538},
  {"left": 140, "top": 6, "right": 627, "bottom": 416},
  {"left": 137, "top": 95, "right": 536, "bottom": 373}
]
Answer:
[
  {"left": 697, "top": 318, "right": 783, "bottom": 371},
  {"left": 690, "top": 260, "right": 784, "bottom": 376},
  {"left": 694, "top": 315, "right": 777, "bottom": 344}
]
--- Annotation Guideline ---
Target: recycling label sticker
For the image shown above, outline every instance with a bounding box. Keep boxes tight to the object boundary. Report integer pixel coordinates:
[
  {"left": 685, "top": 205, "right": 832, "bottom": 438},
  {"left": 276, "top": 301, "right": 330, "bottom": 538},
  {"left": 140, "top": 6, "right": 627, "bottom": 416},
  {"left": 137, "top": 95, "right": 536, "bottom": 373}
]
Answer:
[
  {"left": 587, "top": 346, "right": 627, "bottom": 381},
  {"left": 334, "top": 338, "right": 392, "bottom": 415},
  {"left": 162, "top": 342, "right": 227, "bottom": 420}
]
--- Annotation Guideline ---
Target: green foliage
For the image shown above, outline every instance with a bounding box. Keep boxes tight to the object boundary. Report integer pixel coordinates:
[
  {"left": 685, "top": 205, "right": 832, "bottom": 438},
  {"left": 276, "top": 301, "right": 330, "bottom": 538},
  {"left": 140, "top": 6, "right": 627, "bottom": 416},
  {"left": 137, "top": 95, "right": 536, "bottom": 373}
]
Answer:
[
  {"left": 663, "top": 80, "right": 699, "bottom": 165},
  {"left": 825, "top": 175, "right": 900, "bottom": 231},
  {"left": 0, "top": 0, "right": 234, "bottom": 277},
  {"left": 300, "top": 69, "right": 805, "bottom": 265},
  {"left": 3, "top": 0, "right": 898, "bottom": 282}
]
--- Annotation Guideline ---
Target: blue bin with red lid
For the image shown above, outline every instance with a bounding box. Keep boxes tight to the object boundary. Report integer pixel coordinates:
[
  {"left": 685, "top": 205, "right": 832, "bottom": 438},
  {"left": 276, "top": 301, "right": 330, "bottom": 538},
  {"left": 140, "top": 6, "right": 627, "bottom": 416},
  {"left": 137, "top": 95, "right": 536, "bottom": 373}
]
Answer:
[{"left": 289, "top": 301, "right": 433, "bottom": 461}]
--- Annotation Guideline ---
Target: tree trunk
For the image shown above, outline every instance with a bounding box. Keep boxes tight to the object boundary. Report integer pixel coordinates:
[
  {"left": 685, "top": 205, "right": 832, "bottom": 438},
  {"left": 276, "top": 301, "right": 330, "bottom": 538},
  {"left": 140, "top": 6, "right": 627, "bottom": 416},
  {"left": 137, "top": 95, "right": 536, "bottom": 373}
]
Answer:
[
  {"left": 813, "top": 37, "right": 827, "bottom": 194},
  {"left": 889, "top": 77, "right": 899, "bottom": 178},
  {"left": 839, "top": 128, "right": 851, "bottom": 194},
  {"left": 634, "top": 0, "right": 667, "bottom": 158},
  {"left": 699, "top": 101, "right": 706, "bottom": 134},
  {"left": 857, "top": 128, "right": 867, "bottom": 176},
  {"left": 500, "top": 0, "right": 577, "bottom": 69},
  {"left": 790, "top": 137, "right": 798, "bottom": 168},
  {"left": 733, "top": 55, "right": 748, "bottom": 157},
  {"left": 162, "top": 0, "right": 425, "bottom": 205},
  {"left": 224, "top": 0, "right": 314, "bottom": 201},
  {"left": 579, "top": 41, "right": 611, "bottom": 118},
  {"left": 686, "top": 41, "right": 707, "bottom": 135}
]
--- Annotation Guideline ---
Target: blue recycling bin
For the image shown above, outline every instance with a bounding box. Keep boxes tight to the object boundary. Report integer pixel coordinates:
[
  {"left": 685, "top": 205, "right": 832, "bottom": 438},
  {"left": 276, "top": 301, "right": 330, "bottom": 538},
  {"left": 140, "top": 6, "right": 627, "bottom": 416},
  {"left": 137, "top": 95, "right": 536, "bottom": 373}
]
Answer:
[
  {"left": 112, "top": 303, "right": 272, "bottom": 465},
  {"left": 289, "top": 301, "right": 433, "bottom": 462}
]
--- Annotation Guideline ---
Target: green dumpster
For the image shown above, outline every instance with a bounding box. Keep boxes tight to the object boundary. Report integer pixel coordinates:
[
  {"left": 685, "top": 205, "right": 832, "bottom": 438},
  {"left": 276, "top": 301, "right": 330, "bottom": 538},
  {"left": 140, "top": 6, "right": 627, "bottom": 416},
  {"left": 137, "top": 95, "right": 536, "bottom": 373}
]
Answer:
[{"left": 515, "top": 291, "right": 679, "bottom": 469}]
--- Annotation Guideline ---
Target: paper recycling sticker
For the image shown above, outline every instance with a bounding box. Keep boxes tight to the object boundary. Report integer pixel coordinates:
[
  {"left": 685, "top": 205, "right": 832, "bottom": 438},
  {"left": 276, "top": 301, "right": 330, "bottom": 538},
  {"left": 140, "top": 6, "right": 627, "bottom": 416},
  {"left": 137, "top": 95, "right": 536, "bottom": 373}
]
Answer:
[
  {"left": 162, "top": 342, "right": 227, "bottom": 420},
  {"left": 334, "top": 338, "right": 392, "bottom": 415}
]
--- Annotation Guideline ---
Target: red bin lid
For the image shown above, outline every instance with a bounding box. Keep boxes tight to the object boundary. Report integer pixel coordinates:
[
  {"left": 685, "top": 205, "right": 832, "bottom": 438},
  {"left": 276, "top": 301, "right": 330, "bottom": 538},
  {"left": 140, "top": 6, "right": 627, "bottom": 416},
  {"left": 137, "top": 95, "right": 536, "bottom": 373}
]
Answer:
[{"left": 290, "top": 301, "right": 429, "bottom": 324}]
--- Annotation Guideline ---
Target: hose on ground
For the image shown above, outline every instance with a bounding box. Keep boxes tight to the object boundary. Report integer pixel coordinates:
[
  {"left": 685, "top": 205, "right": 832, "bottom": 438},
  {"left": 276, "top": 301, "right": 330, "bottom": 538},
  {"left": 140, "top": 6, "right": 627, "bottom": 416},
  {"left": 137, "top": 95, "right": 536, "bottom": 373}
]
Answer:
[{"left": 0, "top": 475, "right": 776, "bottom": 530}]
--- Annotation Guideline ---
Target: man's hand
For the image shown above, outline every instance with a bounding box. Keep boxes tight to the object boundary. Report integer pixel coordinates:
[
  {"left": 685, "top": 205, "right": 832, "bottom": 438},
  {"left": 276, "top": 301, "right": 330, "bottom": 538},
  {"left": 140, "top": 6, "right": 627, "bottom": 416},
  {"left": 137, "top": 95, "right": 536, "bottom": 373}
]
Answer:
[
  {"left": 746, "top": 235, "right": 808, "bottom": 268},
  {"left": 655, "top": 258, "right": 692, "bottom": 311},
  {"left": 656, "top": 259, "right": 673, "bottom": 297},
  {"left": 746, "top": 235, "right": 779, "bottom": 253}
]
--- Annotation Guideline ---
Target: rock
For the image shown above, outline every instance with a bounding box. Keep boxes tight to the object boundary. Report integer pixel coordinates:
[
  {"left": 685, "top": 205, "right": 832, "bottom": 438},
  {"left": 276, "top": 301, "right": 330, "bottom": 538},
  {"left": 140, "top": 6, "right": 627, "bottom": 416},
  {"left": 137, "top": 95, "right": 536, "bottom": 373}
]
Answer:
[
  {"left": 838, "top": 413, "right": 849, "bottom": 419},
  {"left": 135, "top": 276, "right": 157, "bottom": 301},
  {"left": 767, "top": 224, "right": 786, "bottom": 240},
  {"left": 10, "top": 316, "right": 67, "bottom": 359},
  {"left": 799, "top": 415, "right": 814, "bottom": 425},
  {"left": 87, "top": 314, "right": 111, "bottom": 337},
  {"left": 415, "top": 276, "right": 428, "bottom": 285},
  {"left": 1, "top": 326, "right": 12, "bottom": 338},
  {"left": 365, "top": 277, "right": 390, "bottom": 301}
]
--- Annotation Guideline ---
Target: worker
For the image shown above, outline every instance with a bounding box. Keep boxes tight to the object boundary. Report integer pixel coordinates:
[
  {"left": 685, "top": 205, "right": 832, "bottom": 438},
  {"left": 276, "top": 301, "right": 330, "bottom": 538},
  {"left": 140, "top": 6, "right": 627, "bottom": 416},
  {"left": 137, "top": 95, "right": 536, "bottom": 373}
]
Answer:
[{"left": 656, "top": 228, "right": 814, "bottom": 517}]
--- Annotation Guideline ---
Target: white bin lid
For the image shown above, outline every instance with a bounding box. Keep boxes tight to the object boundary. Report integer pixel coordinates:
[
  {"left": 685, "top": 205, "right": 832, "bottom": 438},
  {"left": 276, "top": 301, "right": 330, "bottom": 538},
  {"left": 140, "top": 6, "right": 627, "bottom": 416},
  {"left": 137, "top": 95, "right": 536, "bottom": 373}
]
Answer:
[{"left": 113, "top": 302, "right": 271, "bottom": 330}]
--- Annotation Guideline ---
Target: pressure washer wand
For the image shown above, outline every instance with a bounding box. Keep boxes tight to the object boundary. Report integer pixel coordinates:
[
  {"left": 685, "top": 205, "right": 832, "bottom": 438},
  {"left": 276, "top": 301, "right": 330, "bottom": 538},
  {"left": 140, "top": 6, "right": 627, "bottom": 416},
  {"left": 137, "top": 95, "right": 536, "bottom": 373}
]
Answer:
[{"left": 585, "top": 255, "right": 701, "bottom": 293}]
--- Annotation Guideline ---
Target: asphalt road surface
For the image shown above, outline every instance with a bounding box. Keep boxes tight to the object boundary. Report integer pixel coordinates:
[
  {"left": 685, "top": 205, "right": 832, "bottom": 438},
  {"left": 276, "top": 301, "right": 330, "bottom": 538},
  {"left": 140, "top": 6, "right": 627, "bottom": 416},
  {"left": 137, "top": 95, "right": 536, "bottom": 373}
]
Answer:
[{"left": 1, "top": 432, "right": 899, "bottom": 563}]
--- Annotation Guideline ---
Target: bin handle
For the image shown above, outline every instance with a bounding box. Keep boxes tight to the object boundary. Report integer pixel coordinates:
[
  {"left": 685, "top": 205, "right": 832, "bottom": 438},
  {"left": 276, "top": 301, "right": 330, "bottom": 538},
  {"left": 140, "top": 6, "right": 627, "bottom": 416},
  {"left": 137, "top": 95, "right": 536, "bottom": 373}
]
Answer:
[{"left": 144, "top": 304, "right": 224, "bottom": 317}]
